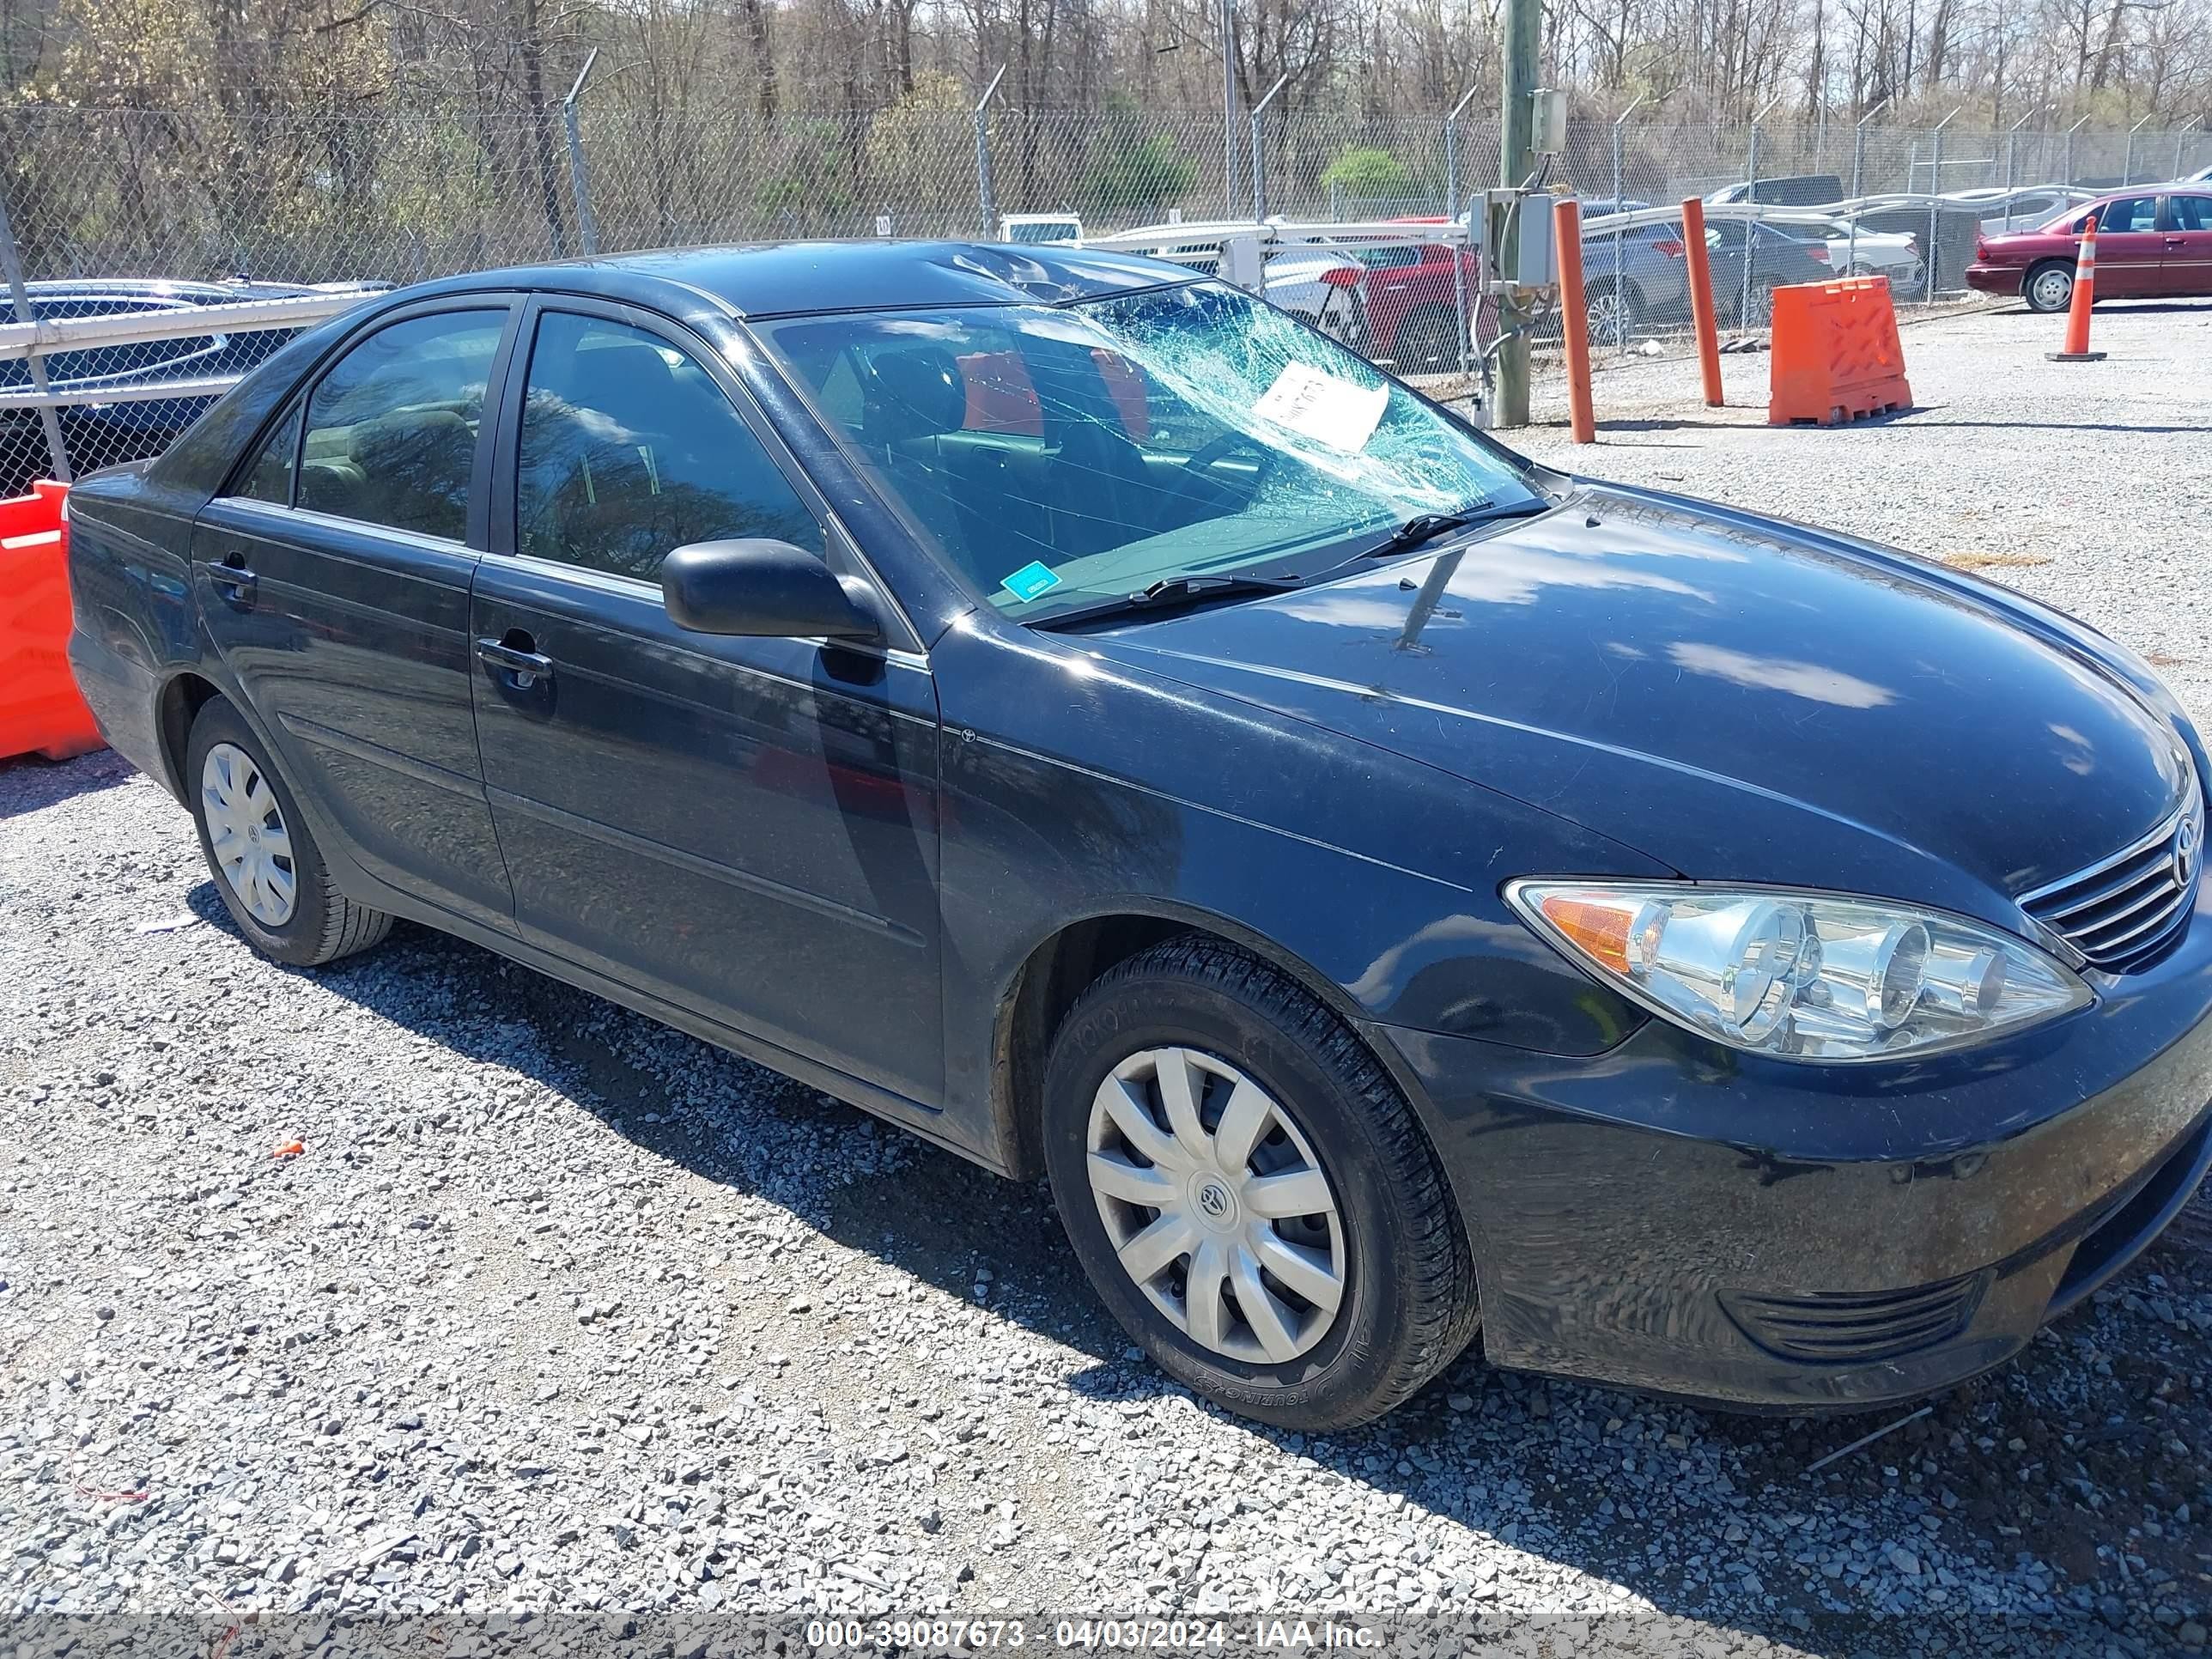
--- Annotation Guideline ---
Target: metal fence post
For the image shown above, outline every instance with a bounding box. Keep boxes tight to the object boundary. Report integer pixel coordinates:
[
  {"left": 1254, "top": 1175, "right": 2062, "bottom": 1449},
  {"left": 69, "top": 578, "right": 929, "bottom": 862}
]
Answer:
[
  {"left": 975, "top": 66, "right": 1006, "bottom": 237},
  {"left": 2063, "top": 113, "right": 2088, "bottom": 195},
  {"left": 1849, "top": 97, "right": 1892, "bottom": 273},
  {"left": 1219, "top": 0, "right": 1238, "bottom": 216},
  {"left": 2123, "top": 112, "right": 2153, "bottom": 186},
  {"left": 1741, "top": 100, "right": 1780, "bottom": 325},
  {"left": 1250, "top": 76, "right": 1286, "bottom": 220},
  {"left": 1928, "top": 106, "right": 1960, "bottom": 301},
  {"left": 1609, "top": 93, "right": 1648, "bottom": 355},
  {"left": 562, "top": 51, "right": 602, "bottom": 258},
  {"left": 0, "top": 185, "right": 70, "bottom": 483},
  {"left": 1446, "top": 85, "right": 1478, "bottom": 374},
  {"left": 2002, "top": 108, "right": 2041, "bottom": 233}
]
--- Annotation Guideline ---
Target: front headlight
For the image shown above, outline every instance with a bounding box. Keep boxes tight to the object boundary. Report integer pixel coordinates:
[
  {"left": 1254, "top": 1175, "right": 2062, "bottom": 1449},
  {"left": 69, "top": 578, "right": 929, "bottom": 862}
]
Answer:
[{"left": 1506, "top": 880, "right": 2093, "bottom": 1061}]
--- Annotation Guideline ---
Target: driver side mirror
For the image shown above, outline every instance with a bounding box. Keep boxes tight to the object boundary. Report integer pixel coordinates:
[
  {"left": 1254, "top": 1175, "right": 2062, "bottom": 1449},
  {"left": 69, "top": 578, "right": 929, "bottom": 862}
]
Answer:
[{"left": 660, "top": 538, "right": 884, "bottom": 643}]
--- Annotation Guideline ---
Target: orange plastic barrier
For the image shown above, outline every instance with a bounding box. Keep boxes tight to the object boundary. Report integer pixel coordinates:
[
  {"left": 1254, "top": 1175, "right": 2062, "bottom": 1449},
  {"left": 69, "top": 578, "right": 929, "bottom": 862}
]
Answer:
[
  {"left": 1766, "top": 276, "right": 1913, "bottom": 427},
  {"left": 0, "top": 480, "right": 104, "bottom": 762}
]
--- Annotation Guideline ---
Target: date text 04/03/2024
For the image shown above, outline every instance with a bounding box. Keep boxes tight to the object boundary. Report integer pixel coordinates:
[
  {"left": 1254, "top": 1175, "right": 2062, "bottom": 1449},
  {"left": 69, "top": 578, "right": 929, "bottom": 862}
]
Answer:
[{"left": 803, "top": 1620, "right": 1384, "bottom": 1650}]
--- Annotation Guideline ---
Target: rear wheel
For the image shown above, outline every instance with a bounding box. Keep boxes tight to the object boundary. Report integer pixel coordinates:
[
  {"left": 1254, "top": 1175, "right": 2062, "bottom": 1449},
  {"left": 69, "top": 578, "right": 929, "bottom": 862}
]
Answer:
[
  {"left": 2025, "top": 259, "right": 2075, "bottom": 314},
  {"left": 1042, "top": 938, "right": 1480, "bottom": 1430},
  {"left": 185, "top": 698, "right": 392, "bottom": 967}
]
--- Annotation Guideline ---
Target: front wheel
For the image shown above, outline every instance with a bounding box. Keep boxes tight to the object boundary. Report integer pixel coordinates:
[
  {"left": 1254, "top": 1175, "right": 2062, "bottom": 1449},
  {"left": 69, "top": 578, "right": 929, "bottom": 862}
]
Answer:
[
  {"left": 2024, "top": 260, "right": 2075, "bottom": 314},
  {"left": 1042, "top": 938, "right": 1480, "bottom": 1431},
  {"left": 1584, "top": 278, "right": 1644, "bottom": 343}
]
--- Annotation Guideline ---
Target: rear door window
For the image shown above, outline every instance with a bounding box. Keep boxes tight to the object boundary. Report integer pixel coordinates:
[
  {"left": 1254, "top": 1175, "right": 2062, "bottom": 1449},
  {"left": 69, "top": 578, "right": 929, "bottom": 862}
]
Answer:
[
  {"left": 299, "top": 309, "right": 506, "bottom": 541},
  {"left": 2169, "top": 195, "right": 2212, "bottom": 232},
  {"left": 236, "top": 404, "right": 303, "bottom": 505}
]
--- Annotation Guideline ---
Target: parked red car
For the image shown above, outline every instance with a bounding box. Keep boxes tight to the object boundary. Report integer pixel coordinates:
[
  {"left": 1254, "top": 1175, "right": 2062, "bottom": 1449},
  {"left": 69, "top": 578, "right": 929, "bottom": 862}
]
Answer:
[
  {"left": 1968, "top": 187, "right": 2212, "bottom": 312},
  {"left": 1356, "top": 228, "right": 1486, "bottom": 373}
]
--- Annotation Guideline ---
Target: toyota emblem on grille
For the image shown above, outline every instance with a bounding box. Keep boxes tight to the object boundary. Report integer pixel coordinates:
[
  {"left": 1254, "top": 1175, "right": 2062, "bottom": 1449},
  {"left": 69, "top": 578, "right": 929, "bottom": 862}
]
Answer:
[{"left": 2178, "top": 817, "right": 2199, "bottom": 890}]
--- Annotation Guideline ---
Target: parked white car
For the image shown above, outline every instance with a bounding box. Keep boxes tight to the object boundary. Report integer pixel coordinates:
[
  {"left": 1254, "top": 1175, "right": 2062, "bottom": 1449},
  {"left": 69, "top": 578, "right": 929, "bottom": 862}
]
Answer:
[
  {"left": 1261, "top": 240, "right": 1370, "bottom": 343},
  {"left": 1802, "top": 217, "right": 1924, "bottom": 283},
  {"left": 998, "top": 213, "right": 1083, "bottom": 246}
]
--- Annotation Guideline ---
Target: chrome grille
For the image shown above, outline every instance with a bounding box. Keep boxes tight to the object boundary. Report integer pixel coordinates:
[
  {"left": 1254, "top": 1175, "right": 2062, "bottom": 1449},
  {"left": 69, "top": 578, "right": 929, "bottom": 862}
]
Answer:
[{"left": 2020, "top": 791, "right": 2203, "bottom": 971}]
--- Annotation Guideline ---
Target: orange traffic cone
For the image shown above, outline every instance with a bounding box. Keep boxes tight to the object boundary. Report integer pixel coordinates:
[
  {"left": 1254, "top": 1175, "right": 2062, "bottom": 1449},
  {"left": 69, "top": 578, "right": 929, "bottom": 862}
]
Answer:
[{"left": 2046, "top": 213, "right": 2106, "bottom": 362}]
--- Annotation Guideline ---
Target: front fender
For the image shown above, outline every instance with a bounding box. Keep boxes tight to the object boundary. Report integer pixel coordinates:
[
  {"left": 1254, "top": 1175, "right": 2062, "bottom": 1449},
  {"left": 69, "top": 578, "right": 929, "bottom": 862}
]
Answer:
[{"left": 929, "top": 619, "right": 1668, "bottom": 1162}]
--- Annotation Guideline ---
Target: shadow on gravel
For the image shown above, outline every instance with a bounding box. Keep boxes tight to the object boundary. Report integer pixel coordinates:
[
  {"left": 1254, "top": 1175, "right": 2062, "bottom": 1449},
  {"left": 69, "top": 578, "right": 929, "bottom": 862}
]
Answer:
[
  {"left": 0, "top": 746, "right": 137, "bottom": 820},
  {"left": 183, "top": 876, "right": 2210, "bottom": 1659}
]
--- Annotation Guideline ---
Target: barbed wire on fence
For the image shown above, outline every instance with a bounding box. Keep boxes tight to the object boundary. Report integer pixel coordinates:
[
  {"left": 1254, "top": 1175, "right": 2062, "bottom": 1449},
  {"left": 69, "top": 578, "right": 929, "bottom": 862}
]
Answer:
[
  {"left": 3, "top": 96, "right": 2209, "bottom": 489},
  {"left": 5, "top": 100, "right": 2207, "bottom": 287}
]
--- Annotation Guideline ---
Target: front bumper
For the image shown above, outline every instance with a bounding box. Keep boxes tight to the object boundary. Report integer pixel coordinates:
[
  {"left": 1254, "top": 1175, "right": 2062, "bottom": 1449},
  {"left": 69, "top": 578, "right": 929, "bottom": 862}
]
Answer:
[{"left": 1374, "top": 888, "right": 2212, "bottom": 1409}]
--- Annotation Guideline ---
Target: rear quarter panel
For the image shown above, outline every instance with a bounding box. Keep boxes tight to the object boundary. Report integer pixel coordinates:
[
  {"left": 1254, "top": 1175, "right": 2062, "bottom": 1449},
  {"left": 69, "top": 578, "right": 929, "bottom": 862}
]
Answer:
[{"left": 64, "top": 468, "right": 217, "bottom": 795}]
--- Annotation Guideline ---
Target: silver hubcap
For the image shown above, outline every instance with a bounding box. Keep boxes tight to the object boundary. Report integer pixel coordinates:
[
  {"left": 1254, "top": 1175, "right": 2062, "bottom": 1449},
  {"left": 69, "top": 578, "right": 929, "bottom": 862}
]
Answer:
[
  {"left": 1085, "top": 1046, "right": 1346, "bottom": 1364},
  {"left": 201, "top": 742, "right": 296, "bottom": 927},
  {"left": 2033, "top": 269, "right": 2071, "bottom": 309}
]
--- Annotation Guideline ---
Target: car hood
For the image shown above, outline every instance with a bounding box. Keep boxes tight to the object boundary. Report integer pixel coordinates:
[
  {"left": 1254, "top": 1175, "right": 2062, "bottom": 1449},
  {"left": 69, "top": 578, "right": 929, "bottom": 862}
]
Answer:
[{"left": 1084, "top": 483, "right": 2193, "bottom": 915}]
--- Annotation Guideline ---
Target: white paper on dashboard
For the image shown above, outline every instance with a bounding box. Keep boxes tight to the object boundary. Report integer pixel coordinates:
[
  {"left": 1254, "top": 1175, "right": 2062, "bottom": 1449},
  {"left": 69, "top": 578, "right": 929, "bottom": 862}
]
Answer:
[{"left": 1251, "top": 362, "right": 1389, "bottom": 453}]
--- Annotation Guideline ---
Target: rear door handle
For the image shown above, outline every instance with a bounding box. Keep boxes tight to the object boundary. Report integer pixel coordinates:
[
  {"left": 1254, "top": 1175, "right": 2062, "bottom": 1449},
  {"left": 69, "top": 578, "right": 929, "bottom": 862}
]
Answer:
[
  {"left": 198, "top": 556, "right": 256, "bottom": 608},
  {"left": 476, "top": 635, "right": 553, "bottom": 690}
]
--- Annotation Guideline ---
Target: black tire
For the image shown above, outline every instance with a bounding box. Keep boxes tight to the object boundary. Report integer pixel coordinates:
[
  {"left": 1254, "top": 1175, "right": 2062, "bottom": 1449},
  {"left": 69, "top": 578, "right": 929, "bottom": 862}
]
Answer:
[
  {"left": 1042, "top": 937, "right": 1480, "bottom": 1431},
  {"left": 2024, "top": 258, "right": 2075, "bottom": 314},
  {"left": 185, "top": 697, "right": 392, "bottom": 967},
  {"left": 1389, "top": 306, "right": 1459, "bottom": 374}
]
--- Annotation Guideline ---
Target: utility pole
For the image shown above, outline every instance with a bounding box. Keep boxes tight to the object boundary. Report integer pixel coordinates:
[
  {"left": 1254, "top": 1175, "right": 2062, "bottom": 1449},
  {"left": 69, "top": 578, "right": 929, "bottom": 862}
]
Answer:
[{"left": 1494, "top": 0, "right": 1540, "bottom": 426}]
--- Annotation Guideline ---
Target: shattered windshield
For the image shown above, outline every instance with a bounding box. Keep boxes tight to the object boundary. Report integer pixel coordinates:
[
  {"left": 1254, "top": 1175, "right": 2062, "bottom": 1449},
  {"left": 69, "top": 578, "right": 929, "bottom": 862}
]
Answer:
[{"left": 758, "top": 283, "right": 1542, "bottom": 620}]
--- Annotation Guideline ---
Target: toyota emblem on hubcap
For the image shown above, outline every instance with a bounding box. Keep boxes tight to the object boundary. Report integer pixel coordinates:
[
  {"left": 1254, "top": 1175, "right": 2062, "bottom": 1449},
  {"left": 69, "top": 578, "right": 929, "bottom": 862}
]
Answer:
[{"left": 1196, "top": 1180, "right": 1232, "bottom": 1219}]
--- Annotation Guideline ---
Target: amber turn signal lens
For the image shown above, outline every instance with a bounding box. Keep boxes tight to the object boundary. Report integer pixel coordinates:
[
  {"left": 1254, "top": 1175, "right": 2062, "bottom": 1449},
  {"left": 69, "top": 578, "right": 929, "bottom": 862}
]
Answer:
[{"left": 1536, "top": 894, "right": 1640, "bottom": 975}]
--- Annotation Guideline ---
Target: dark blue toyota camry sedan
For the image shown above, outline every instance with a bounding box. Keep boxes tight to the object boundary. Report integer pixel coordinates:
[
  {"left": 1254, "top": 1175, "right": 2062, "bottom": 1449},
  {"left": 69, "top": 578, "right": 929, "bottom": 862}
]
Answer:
[{"left": 64, "top": 241, "right": 2212, "bottom": 1428}]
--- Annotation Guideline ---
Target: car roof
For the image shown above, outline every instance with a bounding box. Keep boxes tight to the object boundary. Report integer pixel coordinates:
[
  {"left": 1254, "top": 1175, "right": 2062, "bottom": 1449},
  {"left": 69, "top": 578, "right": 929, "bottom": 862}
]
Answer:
[{"left": 402, "top": 240, "right": 1201, "bottom": 320}]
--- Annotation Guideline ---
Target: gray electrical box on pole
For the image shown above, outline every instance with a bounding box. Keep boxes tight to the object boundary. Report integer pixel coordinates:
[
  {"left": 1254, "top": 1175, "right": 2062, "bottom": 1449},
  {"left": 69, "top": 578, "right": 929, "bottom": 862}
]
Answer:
[{"left": 1495, "top": 0, "right": 1542, "bottom": 428}]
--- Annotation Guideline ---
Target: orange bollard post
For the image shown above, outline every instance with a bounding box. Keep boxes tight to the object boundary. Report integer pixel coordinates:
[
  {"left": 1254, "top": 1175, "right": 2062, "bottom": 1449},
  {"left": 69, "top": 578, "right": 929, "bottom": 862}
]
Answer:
[
  {"left": 2047, "top": 213, "right": 2106, "bottom": 363},
  {"left": 1553, "top": 197, "right": 1595, "bottom": 444},
  {"left": 1680, "top": 197, "right": 1724, "bottom": 407}
]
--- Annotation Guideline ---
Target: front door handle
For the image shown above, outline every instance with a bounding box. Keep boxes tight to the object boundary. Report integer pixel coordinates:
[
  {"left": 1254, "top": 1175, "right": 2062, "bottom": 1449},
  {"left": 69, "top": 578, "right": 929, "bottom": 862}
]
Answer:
[
  {"left": 198, "top": 555, "right": 257, "bottom": 608},
  {"left": 2166, "top": 236, "right": 2186, "bottom": 247},
  {"left": 476, "top": 635, "right": 553, "bottom": 690}
]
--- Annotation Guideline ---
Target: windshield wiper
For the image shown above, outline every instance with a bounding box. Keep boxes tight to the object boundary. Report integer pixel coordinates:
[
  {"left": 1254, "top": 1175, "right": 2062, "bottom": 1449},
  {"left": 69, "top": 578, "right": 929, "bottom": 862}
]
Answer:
[
  {"left": 1029, "top": 571, "right": 1304, "bottom": 629},
  {"left": 1360, "top": 496, "right": 1554, "bottom": 558}
]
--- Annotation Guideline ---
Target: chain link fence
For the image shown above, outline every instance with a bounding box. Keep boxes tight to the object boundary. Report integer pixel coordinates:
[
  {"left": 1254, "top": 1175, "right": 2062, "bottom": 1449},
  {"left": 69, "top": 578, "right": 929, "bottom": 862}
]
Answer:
[{"left": 4, "top": 94, "right": 2209, "bottom": 490}]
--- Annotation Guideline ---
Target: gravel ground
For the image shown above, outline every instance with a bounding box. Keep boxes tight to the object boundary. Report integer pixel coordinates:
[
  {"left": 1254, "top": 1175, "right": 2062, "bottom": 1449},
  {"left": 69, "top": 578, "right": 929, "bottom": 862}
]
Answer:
[{"left": 4, "top": 299, "right": 2211, "bottom": 1659}]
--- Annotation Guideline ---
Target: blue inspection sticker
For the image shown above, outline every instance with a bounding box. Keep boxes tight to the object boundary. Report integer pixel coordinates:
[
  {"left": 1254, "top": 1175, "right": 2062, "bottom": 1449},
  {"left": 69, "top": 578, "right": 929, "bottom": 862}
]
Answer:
[{"left": 1000, "top": 560, "right": 1063, "bottom": 602}]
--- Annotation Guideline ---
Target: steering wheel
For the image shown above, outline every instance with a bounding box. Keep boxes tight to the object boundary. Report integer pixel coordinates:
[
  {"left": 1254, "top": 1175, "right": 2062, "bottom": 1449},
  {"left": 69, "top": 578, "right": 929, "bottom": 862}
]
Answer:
[{"left": 1170, "top": 429, "right": 1273, "bottom": 509}]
